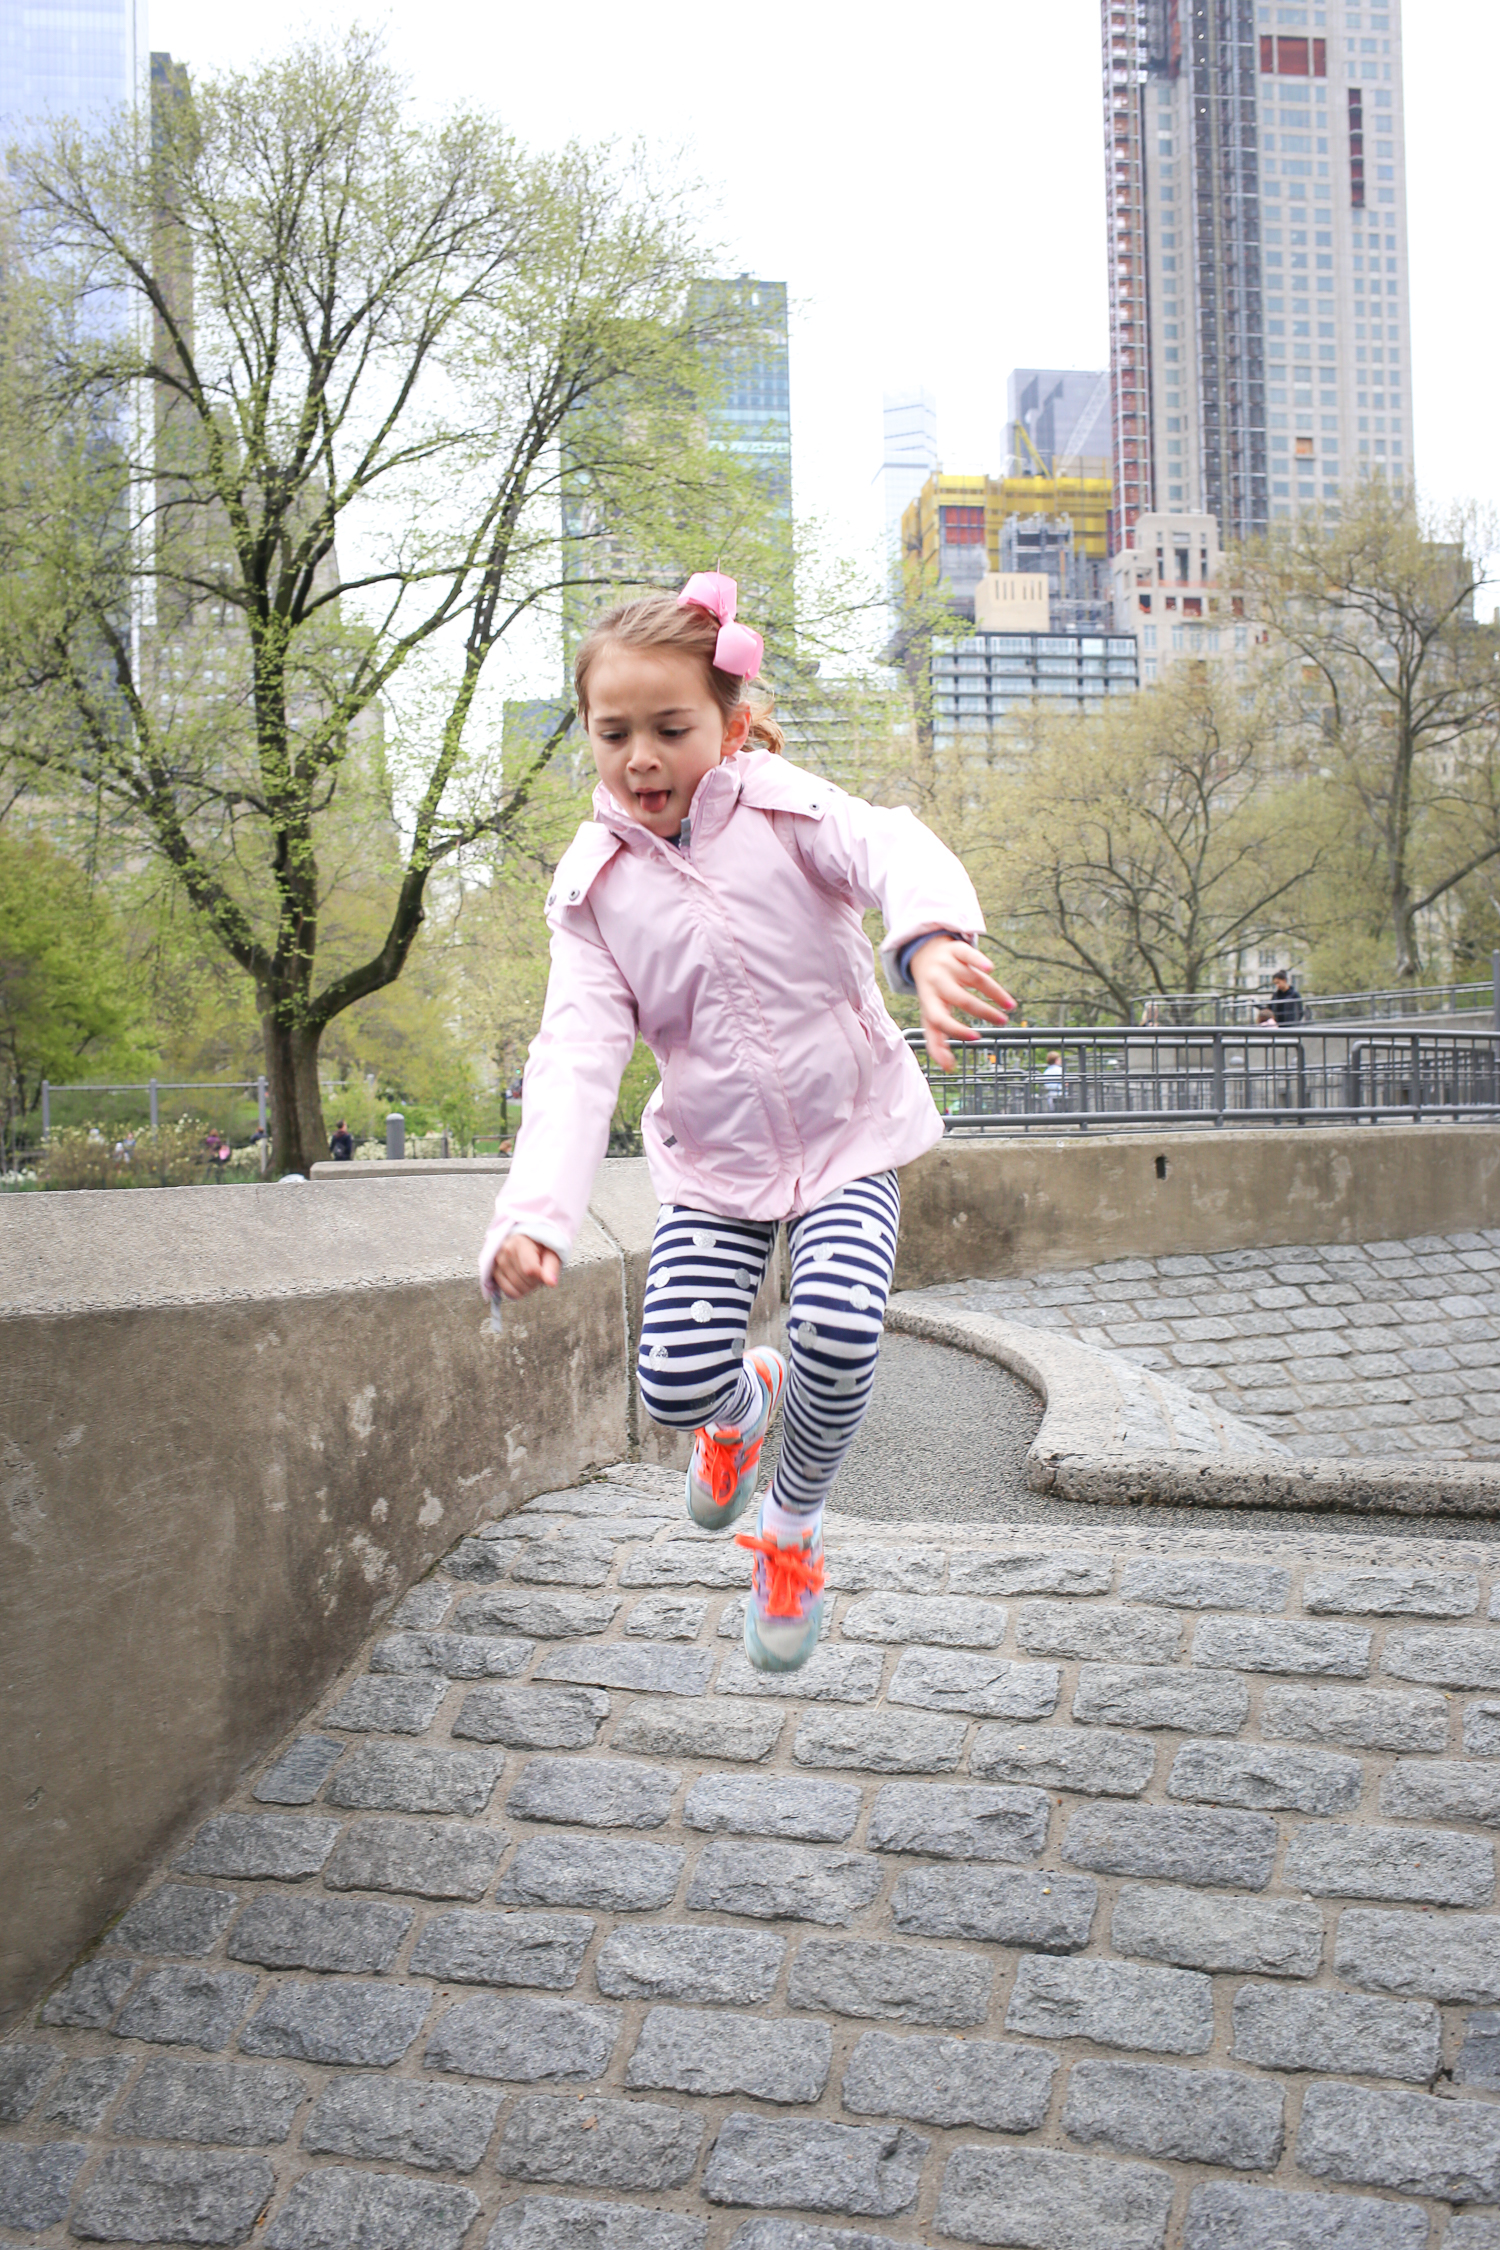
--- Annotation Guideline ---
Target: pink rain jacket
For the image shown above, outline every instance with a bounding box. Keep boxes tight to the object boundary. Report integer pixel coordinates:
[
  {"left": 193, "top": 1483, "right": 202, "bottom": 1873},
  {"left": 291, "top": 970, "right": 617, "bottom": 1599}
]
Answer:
[{"left": 478, "top": 749, "right": 985, "bottom": 1284}]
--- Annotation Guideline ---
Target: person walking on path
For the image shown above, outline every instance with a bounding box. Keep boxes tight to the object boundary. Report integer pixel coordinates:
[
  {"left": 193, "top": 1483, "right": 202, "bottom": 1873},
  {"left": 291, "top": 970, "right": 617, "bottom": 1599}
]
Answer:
[
  {"left": 478, "top": 573, "right": 1011, "bottom": 1672},
  {"left": 1268, "top": 969, "right": 1306, "bottom": 1025}
]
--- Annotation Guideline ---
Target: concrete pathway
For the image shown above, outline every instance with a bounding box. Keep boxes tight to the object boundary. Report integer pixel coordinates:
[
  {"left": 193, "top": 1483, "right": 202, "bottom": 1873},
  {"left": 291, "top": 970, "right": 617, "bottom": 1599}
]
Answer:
[
  {"left": 10, "top": 1463, "right": 1500, "bottom": 2248},
  {"left": 914, "top": 1227, "right": 1500, "bottom": 1464}
]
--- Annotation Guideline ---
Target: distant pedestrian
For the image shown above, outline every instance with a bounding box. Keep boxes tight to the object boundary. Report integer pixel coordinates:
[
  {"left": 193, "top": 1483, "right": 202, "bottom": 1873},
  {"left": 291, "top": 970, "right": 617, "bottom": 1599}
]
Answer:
[
  {"left": 329, "top": 1119, "right": 355, "bottom": 1161},
  {"left": 1268, "top": 971, "right": 1305, "bottom": 1026},
  {"left": 1043, "top": 1050, "right": 1065, "bottom": 1111}
]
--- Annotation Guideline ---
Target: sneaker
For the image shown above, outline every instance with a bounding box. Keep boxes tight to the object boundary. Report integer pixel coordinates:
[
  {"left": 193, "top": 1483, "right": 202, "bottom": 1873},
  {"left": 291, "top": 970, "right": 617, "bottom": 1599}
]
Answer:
[
  {"left": 685, "top": 1348, "right": 787, "bottom": 1531},
  {"left": 737, "top": 1506, "right": 825, "bottom": 1672}
]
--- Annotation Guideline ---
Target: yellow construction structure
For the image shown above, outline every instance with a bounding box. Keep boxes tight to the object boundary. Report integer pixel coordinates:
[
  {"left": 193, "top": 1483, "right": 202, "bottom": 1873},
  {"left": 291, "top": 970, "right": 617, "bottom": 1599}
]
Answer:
[{"left": 900, "top": 468, "right": 1112, "bottom": 587}]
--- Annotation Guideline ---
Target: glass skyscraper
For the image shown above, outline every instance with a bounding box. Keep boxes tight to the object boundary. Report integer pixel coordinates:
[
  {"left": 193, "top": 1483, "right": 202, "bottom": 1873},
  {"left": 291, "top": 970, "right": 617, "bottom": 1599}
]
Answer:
[{"left": 1, "top": 0, "right": 147, "bottom": 149}]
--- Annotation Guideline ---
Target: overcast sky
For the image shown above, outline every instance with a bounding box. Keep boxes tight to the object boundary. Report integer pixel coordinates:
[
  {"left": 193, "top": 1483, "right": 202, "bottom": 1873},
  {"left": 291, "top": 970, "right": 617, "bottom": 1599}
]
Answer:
[{"left": 150, "top": 0, "right": 1499, "bottom": 587}]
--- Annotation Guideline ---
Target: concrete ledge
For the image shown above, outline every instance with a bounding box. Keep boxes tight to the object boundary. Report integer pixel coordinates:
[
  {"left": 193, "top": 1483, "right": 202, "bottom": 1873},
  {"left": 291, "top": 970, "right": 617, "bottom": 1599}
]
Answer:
[{"left": 888, "top": 1296, "right": 1500, "bottom": 1516}]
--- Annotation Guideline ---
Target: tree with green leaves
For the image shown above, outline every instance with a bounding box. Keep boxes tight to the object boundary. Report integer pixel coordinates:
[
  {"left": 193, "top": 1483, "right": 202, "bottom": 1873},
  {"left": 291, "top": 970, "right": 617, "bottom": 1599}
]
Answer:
[
  {"left": 0, "top": 30, "right": 780, "bottom": 1172},
  {"left": 1236, "top": 483, "right": 1500, "bottom": 982}
]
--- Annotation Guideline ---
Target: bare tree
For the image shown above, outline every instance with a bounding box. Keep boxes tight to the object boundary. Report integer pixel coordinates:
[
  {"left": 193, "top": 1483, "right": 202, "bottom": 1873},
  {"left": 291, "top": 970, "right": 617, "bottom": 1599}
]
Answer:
[
  {"left": 1237, "top": 482, "right": 1500, "bottom": 981},
  {"left": 0, "top": 31, "right": 771, "bottom": 1170}
]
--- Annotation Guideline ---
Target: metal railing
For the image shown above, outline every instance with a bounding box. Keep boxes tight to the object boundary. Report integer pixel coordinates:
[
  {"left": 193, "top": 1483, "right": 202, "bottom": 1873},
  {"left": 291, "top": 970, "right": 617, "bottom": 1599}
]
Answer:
[
  {"left": 1124, "top": 981, "right": 1496, "bottom": 1028},
  {"left": 908, "top": 1027, "right": 1500, "bottom": 1133},
  {"left": 40, "top": 1077, "right": 268, "bottom": 1136}
]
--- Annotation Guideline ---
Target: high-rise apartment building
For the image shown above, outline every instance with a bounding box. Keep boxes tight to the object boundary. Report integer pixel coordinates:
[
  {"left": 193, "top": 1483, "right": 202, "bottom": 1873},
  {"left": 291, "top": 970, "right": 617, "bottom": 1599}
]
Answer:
[
  {"left": 880, "top": 389, "right": 938, "bottom": 570},
  {"left": 0, "top": 0, "right": 146, "bottom": 146},
  {"left": 1101, "top": 0, "right": 1411, "bottom": 554},
  {"left": 693, "top": 275, "right": 792, "bottom": 523}
]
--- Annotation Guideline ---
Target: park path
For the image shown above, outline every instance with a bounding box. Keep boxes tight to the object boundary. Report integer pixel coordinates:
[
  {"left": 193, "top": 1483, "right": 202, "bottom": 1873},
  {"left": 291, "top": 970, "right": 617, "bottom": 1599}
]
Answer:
[{"left": 8, "top": 1460, "right": 1500, "bottom": 2248}]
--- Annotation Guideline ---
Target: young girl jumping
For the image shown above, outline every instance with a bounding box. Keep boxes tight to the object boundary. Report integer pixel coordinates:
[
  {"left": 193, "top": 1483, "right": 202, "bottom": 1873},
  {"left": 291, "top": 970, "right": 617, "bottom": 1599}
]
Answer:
[{"left": 479, "top": 571, "right": 1012, "bottom": 1672}]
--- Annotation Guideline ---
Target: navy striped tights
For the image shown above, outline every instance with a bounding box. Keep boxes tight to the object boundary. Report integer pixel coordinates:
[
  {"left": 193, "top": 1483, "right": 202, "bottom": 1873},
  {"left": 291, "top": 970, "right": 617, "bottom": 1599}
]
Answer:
[{"left": 635, "top": 1170, "right": 900, "bottom": 1517}]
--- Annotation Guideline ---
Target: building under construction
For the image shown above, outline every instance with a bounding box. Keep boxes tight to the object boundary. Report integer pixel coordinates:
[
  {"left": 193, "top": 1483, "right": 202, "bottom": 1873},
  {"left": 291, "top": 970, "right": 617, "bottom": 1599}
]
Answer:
[{"left": 900, "top": 465, "right": 1113, "bottom": 633}]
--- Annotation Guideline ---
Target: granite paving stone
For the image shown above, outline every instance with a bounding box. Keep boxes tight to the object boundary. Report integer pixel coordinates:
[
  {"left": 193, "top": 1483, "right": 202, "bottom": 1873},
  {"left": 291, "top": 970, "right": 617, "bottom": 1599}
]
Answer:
[
  {"left": 388, "top": 1583, "right": 455, "bottom": 1629},
  {"left": 506, "top": 1756, "right": 680, "bottom": 1828},
  {"left": 889, "top": 1867, "right": 1097, "bottom": 1949},
  {"left": 1383, "top": 1626, "right": 1500, "bottom": 1688},
  {"left": 423, "top": 1994, "right": 620, "bottom": 2082},
  {"left": 686, "top": 1841, "right": 884, "bottom": 1925},
  {"left": 842, "top": 2031, "right": 1054, "bottom": 2131},
  {"left": 1016, "top": 1601, "right": 1182, "bottom": 1664},
  {"left": 619, "top": 1543, "right": 754, "bottom": 1588},
  {"left": 495, "top": 1834, "right": 685, "bottom": 1911},
  {"left": 454, "top": 1590, "right": 623, "bottom": 1637},
  {"left": 610, "top": 1700, "right": 785, "bottom": 1762},
  {"left": 1182, "top": 2182, "right": 1429, "bottom": 2249},
  {"left": 1061, "top": 1803, "right": 1277, "bottom": 1888},
  {"left": 1260, "top": 1683, "right": 1450, "bottom": 1753},
  {"left": 453, "top": 1683, "right": 609, "bottom": 1749},
  {"left": 936, "top": 2143, "right": 1174, "bottom": 2250},
  {"left": 71, "top": 2148, "right": 273, "bottom": 2245},
  {"left": 227, "top": 1894, "right": 412, "bottom": 1973},
  {"left": 719, "top": 2228, "right": 912, "bottom": 2250},
  {"left": 1297, "top": 2079, "right": 1500, "bottom": 2199},
  {"left": 1230, "top": 1981, "right": 1441, "bottom": 2079},
  {"left": 1381, "top": 1759, "right": 1500, "bottom": 1824},
  {"left": 840, "top": 1594, "right": 1006, "bottom": 1648},
  {"left": 109, "top": 1883, "right": 239, "bottom": 1957},
  {"left": 112, "top": 1967, "right": 258, "bottom": 2051},
  {"left": 593, "top": 1925, "right": 786, "bottom": 2003},
  {"left": 1004, "top": 1954, "right": 1214, "bottom": 2054},
  {"left": 1110, "top": 1884, "right": 1323, "bottom": 1977},
  {"left": 253, "top": 1736, "right": 346, "bottom": 1803},
  {"left": 1283, "top": 1821, "right": 1495, "bottom": 1905},
  {"left": 624, "top": 1593, "right": 708, "bottom": 1638},
  {"left": 238, "top": 1980, "right": 432, "bottom": 2066},
  {"left": 684, "top": 1773, "right": 863, "bottom": 1840},
  {"left": 1167, "top": 1738, "right": 1364, "bottom": 1813},
  {"left": 0, "top": 2045, "right": 56, "bottom": 2124},
  {"left": 884, "top": 1649, "right": 1059, "bottom": 1718},
  {"left": 866, "top": 1781, "right": 1049, "bottom": 1861},
  {"left": 1303, "top": 1568, "right": 1481, "bottom": 1615},
  {"left": 486, "top": 2197, "right": 707, "bottom": 2249},
  {"left": 1071, "top": 1664, "right": 1249, "bottom": 1734},
  {"left": 1334, "top": 1909, "right": 1500, "bottom": 2001},
  {"left": 38, "top": 2057, "right": 132, "bottom": 2131},
  {"left": 507, "top": 1536, "right": 618, "bottom": 1586},
  {"left": 323, "top": 1675, "right": 449, "bottom": 1733},
  {"left": 409, "top": 1910, "right": 594, "bottom": 1989},
  {"left": 371, "top": 1631, "right": 534, "bottom": 1678},
  {"left": 534, "top": 1642, "right": 714, "bottom": 1696},
  {"left": 791, "top": 1709, "right": 968, "bottom": 1772},
  {"left": 971, "top": 1724, "right": 1155, "bottom": 1795},
  {"left": 321, "top": 1814, "right": 505, "bottom": 1898},
  {"left": 825, "top": 1545, "right": 945, "bottom": 1592},
  {"left": 701, "top": 2114, "right": 927, "bottom": 2216},
  {"left": 788, "top": 1938, "right": 993, "bottom": 2026},
  {"left": 946, "top": 1551, "right": 1112, "bottom": 1596},
  {"left": 715, "top": 1647, "right": 884, "bottom": 1701},
  {"left": 1456, "top": 2010, "right": 1500, "bottom": 2086},
  {"left": 1060, "top": 2058, "right": 1284, "bottom": 2169},
  {"left": 299, "top": 2073, "right": 501, "bottom": 2170},
  {"left": 626, "top": 2006, "right": 832, "bottom": 2102},
  {"left": 324, "top": 1741, "right": 505, "bottom": 1814},
  {"left": 1465, "top": 1702, "right": 1500, "bottom": 1755},
  {"left": 0, "top": 2143, "right": 87, "bottom": 2233},
  {"left": 495, "top": 2092, "right": 705, "bottom": 2189},
  {"left": 174, "top": 1814, "right": 341, "bottom": 1881},
  {"left": 112, "top": 2056, "right": 307, "bottom": 2145},
  {"left": 263, "top": 2167, "right": 480, "bottom": 2249},
  {"left": 1117, "top": 1559, "right": 1291, "bottom": 1610},
  {"left": 1192, "top": 1616, "right": 1372, "bottom": 1676}
]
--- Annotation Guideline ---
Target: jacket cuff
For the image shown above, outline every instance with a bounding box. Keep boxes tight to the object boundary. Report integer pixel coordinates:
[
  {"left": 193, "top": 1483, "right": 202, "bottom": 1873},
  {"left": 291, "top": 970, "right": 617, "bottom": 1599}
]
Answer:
[{"left": 478, "top": 1214, "right": 573, "bottom": 1298}]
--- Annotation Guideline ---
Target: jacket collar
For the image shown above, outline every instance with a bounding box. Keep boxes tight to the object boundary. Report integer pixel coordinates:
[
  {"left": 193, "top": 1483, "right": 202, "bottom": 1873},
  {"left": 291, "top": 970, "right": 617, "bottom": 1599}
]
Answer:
[{"left": 589, "top": 755, "right": 748, "bottom": 849}]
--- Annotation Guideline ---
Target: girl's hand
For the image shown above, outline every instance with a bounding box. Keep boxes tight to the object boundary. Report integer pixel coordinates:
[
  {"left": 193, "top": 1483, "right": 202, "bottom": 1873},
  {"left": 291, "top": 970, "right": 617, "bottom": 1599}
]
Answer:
[
  {"left": 492, "top": 1234, "right": 561, "bottom": 1300},
  {"left": 911, "top": 938, "right": 1015, "bottom": 1071}
]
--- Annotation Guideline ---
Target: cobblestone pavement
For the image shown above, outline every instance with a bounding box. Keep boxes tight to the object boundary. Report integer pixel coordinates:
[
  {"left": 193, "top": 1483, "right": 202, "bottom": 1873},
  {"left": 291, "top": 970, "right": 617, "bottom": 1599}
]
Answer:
[
  {"left": 913, "top": 1227, "right": 1500, "bottom": 1465},
  {"left": 15, "top": 1468, "right": 1500, "bottom": 2247}
]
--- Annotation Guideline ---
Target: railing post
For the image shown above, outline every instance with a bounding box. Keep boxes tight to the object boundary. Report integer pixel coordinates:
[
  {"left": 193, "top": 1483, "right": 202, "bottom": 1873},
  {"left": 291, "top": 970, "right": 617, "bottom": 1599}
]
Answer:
[
  {"left": 1212, "top": 1032, "right": 1225, "bottom": 1124},
  {"left": 386, "top": 1112, "right": 405, "bottom": 1161},
  {"left": 41, "top": 1080, "right": 50, "bottom": 1137},
  {"left": 256, "top": 1077, "right": 268, "bottom": 1174},
  {"left": 1492, "top": 949, "right": 1500, "bottom": 1034},
  {"left": 149, "top": 1077, "right": 159, "bottom": 1132},
  {"left": 1412, "top": 1034, "right": 1422, "bottom": 1122}
]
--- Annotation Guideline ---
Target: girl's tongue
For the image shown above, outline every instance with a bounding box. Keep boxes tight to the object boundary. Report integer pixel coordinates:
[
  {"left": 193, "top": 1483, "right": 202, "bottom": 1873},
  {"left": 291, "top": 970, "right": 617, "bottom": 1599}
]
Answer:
[{"left": 636, "top": 788, "right": 670, "bottom": 816}]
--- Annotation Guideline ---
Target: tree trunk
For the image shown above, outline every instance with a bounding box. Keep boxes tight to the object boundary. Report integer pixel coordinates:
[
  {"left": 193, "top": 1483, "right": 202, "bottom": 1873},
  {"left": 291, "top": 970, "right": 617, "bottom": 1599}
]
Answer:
[{"left": 261, "top": 1004, "right": 328, "bottom": 1178}]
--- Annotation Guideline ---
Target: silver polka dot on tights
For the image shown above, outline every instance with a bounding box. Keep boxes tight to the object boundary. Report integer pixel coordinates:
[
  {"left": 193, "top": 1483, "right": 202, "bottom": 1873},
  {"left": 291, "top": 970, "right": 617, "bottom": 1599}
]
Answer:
[
  {"left": 833, "top": 1370, "right": 857, "bottom": 1394},
  {"left": 849, "top": 1283, "right": 872, "bottom": 1311},
  {"left": 799, "top": 1321, "right": 819, "bottom": 1345},
  {"left": 690, "top": 1299, "right": 713, "bottom": 1324},
  {"left": 649, "top": 1344, "right": 669, "bottom": 1365},
  {"left": 692, "top": 1230, "right": 717, "bottom": 1249}
]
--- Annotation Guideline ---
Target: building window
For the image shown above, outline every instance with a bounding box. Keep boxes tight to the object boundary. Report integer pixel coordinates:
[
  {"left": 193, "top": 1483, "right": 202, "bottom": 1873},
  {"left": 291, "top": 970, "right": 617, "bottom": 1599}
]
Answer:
[{"left": 940, "top": 506, "right": 985, "bottom": 547}]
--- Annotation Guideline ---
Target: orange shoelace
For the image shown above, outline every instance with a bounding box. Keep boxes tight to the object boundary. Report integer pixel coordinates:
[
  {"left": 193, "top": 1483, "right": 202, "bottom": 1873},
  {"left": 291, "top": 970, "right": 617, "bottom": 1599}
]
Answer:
[
  {"left": 736, "top": 1530, "right": 825, "bottom": 1618},
  {"left": 697, "top": 1425, "right": 755, "bottom": 1507}
]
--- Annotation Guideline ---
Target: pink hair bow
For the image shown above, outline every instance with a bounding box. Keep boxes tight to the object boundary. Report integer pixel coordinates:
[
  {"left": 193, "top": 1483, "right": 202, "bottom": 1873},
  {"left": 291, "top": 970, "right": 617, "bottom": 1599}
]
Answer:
[{"left": 677, "top": 570, "right": 763, "bottom": 680}]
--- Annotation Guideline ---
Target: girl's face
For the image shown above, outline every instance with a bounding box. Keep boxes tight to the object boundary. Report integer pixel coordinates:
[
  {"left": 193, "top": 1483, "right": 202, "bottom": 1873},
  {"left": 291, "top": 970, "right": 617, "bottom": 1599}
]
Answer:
[{"left": 584, "top": 642, "right": 750, "bottom": 838}]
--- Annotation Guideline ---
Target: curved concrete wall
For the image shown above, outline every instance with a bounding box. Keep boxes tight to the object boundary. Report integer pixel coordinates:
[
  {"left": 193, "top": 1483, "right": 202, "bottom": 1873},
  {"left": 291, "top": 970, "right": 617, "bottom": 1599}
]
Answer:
[{"left": 4, "top": 1123, "right": 1497, "bottom": 2025}]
